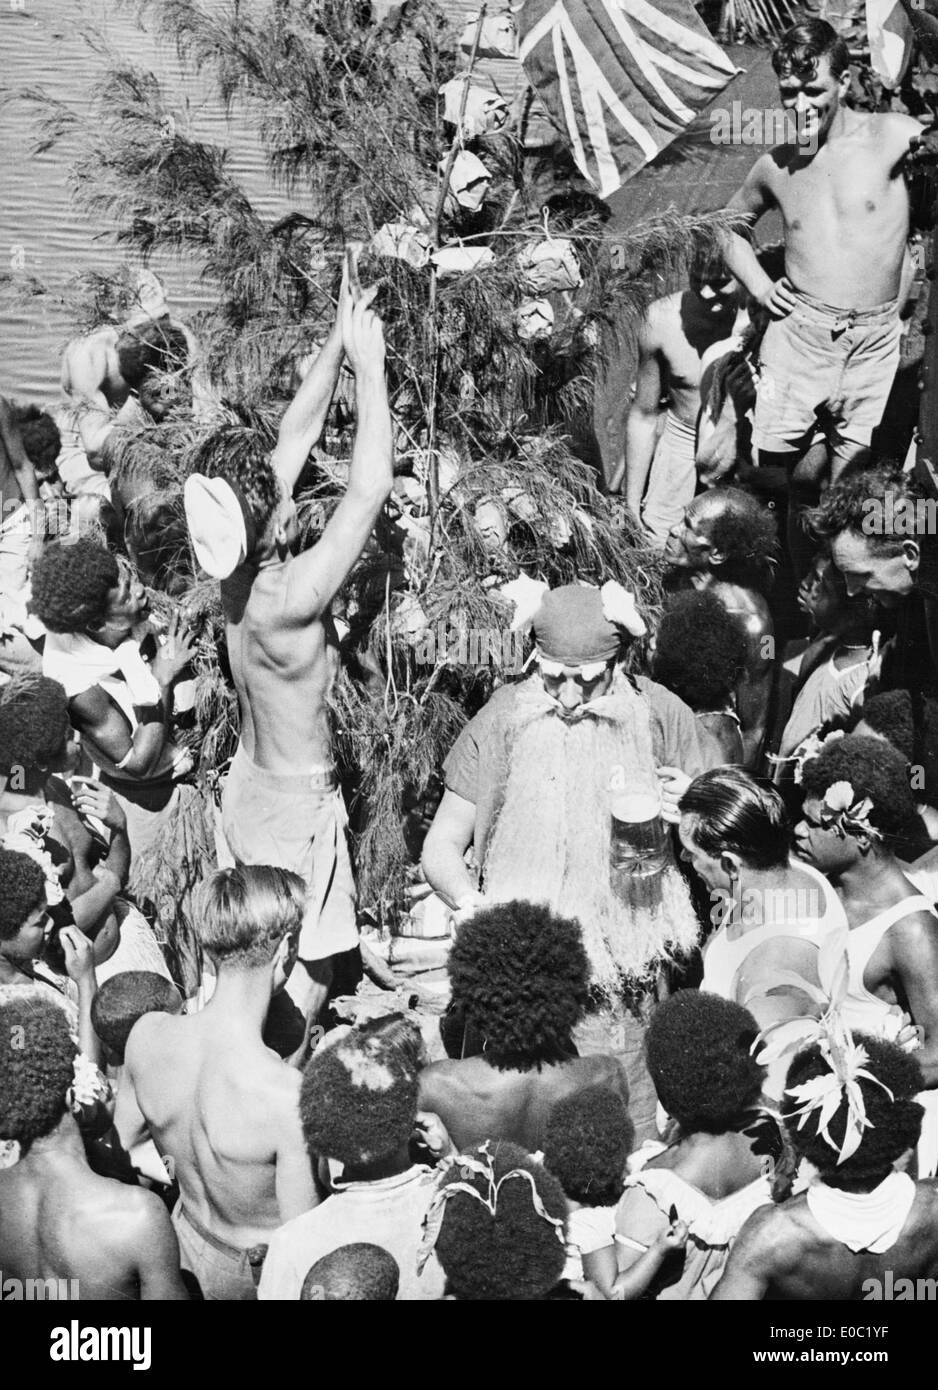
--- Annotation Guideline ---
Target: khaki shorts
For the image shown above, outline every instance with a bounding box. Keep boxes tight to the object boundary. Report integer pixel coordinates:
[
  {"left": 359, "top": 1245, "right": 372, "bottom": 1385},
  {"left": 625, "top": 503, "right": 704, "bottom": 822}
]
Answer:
[
  {"left": 221, "top": 742, "right": 358, "bottom": 961},
  {"left": 753, "top": 289, "right": 901, "bottom": 470}
]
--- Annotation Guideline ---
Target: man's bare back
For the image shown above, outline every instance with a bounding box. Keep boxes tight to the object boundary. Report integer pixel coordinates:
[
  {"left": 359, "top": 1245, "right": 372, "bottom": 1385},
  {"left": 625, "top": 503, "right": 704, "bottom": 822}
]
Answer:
[
  {"left": 419, "top": 1054, "right": 629, "bottom": 1155},
  {"left": 0, "top": 1142, "right": 186, "bottom": 1300},
  {"left": 121, "top": 1009, "right": 310, "bottom": 1246},
  {"left": 712, "top": 1183, "right": 938, "bottom": 1299},
  {"left": 222, "top": 564, "right": 337, "bottom": 773}
]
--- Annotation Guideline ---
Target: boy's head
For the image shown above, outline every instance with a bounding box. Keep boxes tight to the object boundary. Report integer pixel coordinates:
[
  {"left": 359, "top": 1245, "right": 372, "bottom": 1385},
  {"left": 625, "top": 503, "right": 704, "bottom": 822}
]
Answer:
[
  {"left": 91, "top": 970, "right": 183, "bottom": 1065},
  {"left": 797, "top": 734, "right": 922, "bottom": 872},
  {"left": 0, "top": 849, "right": 49, "bottom": 964},
  {"left": 8, "top": 402, "right": 61, "bottom": 478},
  {"left": 300, "top": 1244, "right": 400, "bottom": 1301},
  {"left": 433, "top": 1142, "right": 568, "bottom": 1300},
  {"left": 198, "top": 865, "right": 305, "bottom": 981},
  {"left": 652, "top": 589, "right": 747, "bottom": 713},
  {"left": 783, "top": 1036, "right": 923, "bottom": 1191},
  {"left": 0, "top": 997, "right": 77, "bottom": 1153},
  {"left": 447, "top": 900, "right": 590, "bottom": 1071},
  {"left": 542, "top": 1087, "right": 633, "bottom": 1207},
  {"left": 29, "top": 540, "right": 149, "bottom": 640},
  {"left": 0, "top": 675, "right": 72, "bottom": 777},
  {"left": 646, "top": 990, "right": 764, "bottom": 1133},
  {"left": 299, "top": 1017, "right": 421, "bottom": 1171}
]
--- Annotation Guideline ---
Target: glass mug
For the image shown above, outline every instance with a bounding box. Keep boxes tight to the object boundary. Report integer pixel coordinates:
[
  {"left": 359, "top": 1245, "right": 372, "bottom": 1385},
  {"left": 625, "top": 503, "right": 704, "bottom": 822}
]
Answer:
[{"left": 610, "top": 790, "right": 671, "bottom": 915}]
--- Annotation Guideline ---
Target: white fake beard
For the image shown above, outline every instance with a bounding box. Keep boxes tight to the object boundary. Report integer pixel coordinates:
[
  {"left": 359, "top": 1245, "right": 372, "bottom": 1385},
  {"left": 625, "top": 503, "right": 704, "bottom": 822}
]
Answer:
[{"left": 482, "top": 682, "right": 700, "bottom": 993}]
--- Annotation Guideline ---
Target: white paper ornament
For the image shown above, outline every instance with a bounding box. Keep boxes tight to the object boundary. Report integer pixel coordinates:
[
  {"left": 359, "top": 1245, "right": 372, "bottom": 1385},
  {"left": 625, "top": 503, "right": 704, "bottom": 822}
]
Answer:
[
  {"left": 459, "top": 11, "right": 517, "bottom": 57},
  {"left": 474, "top": 498, "right": 509, "bottom": 552},
  {"left": 518, "top": 238, "right": 582, "bottom": 293},
  {"left": 439, "top": 78, "right": 510, "bottom": 139},
  {"left": 514, "top": 298, "right": 554, "bottom": 341},
  {"left": 440, "top": 151, "right": 491, "bottom": 213},
  {"left": 371, "top": 221, "right": 432, "bottom": 269},
  {"left": 431, "top": 245, "right": 495, "bottom": 279}
]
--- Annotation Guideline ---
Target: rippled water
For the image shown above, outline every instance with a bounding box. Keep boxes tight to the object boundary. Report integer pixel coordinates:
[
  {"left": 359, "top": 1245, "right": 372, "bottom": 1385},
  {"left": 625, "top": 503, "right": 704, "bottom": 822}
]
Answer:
[{"left": 0, "top": 0, "right": 292, "bottom": 404}]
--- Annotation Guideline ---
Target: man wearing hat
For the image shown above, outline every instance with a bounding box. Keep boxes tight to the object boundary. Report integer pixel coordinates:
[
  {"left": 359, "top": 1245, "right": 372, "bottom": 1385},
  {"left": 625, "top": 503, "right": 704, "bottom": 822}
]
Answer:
[
  {"left": 421, "top": 581, "right": 709, "bottom": 1141},
  {"left": 184, "top": 261, "right": 392, "bottom": 1032}
]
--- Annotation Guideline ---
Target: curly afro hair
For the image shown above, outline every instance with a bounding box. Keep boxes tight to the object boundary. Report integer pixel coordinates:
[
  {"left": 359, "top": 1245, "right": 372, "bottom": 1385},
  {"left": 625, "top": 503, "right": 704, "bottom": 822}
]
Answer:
[
  {"left": 435, "top": 1142, "right": 568, "bottom": 1300},
  {"left": 653, "top": 590, "right": 747, "bottom": 712},
  {"left": 8, "top": 402, "right": 61, "bottom": 478},
  {"left": 800, "top": 735, "right": 921, "bottom": 843},
  {"left": 542, "top": 1087, "right": 633, "bottom": 1206},
  {"left": 189, "top": 424, "right": 281, "bottom": 540},
  {"left": 29, "top": 538, "right": 119, "bottom": 634},
  {"left": 301, "top": 1244, "right": 400, "bottom": 1301},
  {"left": 853, "top": 689, "right": 915, "bottom": 761},
  {"left": 90, "top": 971, "right": 181, "bottom": 1064},
  {"left": 783, "top": 1037, "right": 923, "bottom": 1190},
  {"left": 0, "top": 675, "right": 70, "bottom": 773},
  {"left": 699, "top": 487, "right": 780, "bottom": 593},
  {"left": 448, "top": 901, "right": 591, "bottom": 1070},
  {"left": 0, "top": 996, "right": 76, "bottom": 1150},
  {"left": 0, "top": 849, "right": 47, "bottom": 942},
  {"left": 299, "top": 1023, "right": 420, "bottom": 1168},
  {"left": 645, "top": 990, "right": 764, "bottom": 1133}
]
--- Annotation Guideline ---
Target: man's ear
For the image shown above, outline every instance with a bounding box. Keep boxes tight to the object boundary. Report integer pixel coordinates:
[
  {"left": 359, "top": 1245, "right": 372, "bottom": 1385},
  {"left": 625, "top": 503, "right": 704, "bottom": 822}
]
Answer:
[
  {"left": 902, "top": 539, "right": 920, "bottom": 574},
  {"left": 720, "top": 851, "right": 741, "bottom": 879}
]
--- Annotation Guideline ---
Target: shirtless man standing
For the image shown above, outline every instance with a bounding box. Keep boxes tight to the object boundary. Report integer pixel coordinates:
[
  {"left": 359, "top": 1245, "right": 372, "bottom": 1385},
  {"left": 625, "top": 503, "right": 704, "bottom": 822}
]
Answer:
[
  {"left": 184, "top": 254, "right": 392, "bottom": 1025},
  {"left": 723, "top": 21, "right": 920, "bottom": 501},
  {"left": 617, "top": 251, "right": 741, "bottom": 546},
  {"left": 0, "top": 996, "right": 187, "bottom": 1300},
  {"left": 115, "top": 866, "right": 318, "bottom": 1301},
  {"left": 711, "top": 1037, "right": 938, "bottom": 1300}
]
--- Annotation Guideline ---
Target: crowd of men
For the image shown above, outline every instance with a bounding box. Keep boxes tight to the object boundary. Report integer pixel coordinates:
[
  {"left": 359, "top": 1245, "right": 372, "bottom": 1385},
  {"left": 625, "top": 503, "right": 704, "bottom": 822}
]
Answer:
[{"left": 2, "top": 18, "right": 938, "bottom": 1300}]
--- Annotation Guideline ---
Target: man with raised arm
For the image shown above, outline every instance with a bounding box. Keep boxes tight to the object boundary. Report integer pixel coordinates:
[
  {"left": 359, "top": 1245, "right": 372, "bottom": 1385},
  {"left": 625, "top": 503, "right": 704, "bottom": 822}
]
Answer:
[
  {"left": 184, "top": 255, "right": 393, "bottom": 1025},
  {"left": 115, "top": 866, "right": 318, "bottom": 1302},
  {"left": 722, "top": 20, "right": 921, "bottom": 502}
]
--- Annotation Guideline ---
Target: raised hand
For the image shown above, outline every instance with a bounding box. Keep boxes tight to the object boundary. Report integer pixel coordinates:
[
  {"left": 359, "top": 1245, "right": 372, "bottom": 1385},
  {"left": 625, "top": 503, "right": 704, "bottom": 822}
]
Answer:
[
  {"left": 60, "top": 925, "right": 96, "bottom": 985},
  {"left": 151, "top": 611, "right": 196, "bottom": 685}
]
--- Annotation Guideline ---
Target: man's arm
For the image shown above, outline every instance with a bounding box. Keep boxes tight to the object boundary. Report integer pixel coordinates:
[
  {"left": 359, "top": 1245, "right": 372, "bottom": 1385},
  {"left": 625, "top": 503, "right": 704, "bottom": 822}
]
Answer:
[
  {"left": 724, "top": 161, "right": 795, "bottom": 317},
  {"left": 890, "top": 912, "right": 938, "bottom": 1087},
  {"left": 709, "top": 1205, "right": 775, "bottom": 1299},
  {"left": 273, "top": 1074, "right": 320, "bottom": 1222},
  {"left": 114, "top": 1018, "right": 157, "bottom": 1153},
  {"left": 281, "top": 290, "right": 393, "bottom": 622},
  {"left": 623, "top": 319, "right": 663, "bottom": 518},
  {"left": 421, "top": 789, "right": 479, "bottom": 911},
  {"left": 270, "top": 326, "right": 345, "bottom": 496},
  {"left": 133, "top": 1196, "right": 190, "bottom": 1300}
]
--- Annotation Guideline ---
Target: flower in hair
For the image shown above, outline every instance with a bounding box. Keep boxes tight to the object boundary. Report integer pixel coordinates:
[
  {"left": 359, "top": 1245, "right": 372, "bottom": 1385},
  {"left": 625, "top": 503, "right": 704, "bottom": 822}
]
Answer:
[{"left": 819, "top": 781, "right": 881, "bottom": 841}]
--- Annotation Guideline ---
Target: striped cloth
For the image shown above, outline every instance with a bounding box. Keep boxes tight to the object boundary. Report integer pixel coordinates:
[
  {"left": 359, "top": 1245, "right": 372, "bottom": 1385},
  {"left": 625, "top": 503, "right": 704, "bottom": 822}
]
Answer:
[{"left": 517, "top": 0, "right": 739, "bottom": 196}]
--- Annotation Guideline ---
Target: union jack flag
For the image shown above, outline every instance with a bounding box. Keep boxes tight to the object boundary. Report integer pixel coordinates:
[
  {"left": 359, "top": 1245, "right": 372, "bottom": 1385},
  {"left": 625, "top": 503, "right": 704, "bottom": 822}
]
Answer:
[{"left": 517, "top": 0, "right": 740, "bottom": 197}]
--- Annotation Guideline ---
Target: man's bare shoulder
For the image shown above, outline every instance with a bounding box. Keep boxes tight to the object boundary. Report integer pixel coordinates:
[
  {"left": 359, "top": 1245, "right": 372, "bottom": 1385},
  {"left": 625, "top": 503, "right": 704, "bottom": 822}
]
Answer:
[{"left": 736, "top": 1193, "right": 815, "bottom": 1262}]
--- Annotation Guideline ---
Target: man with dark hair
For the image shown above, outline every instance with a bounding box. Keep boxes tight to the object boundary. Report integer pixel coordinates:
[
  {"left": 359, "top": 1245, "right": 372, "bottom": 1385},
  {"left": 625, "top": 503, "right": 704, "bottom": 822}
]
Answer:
[
  {"left": 30, "top": 540, "right": 204, "bottom": 990},
  {"left": 796, "top": 735, "right": 938, "bottom": 1091},
  {"left": 184, "top": 255, "right": 393, "bottom": 1027},
  {"left": 115, "top": 865, "right": 317, "bottom": 1300},
  {"left": 300, "top": 1244, "right": 400, "bottom": 1301},
  {"left": 721, "top": 18, "right": 922, "bottom": 561},
  {"left": 60, "top": 270, "right": 201, "bottom": 466},
  {"left": 664, "top": 488, "right": 779, "bottom": 767},
  {"left": 0, "top": 995, "right": 188, "bottom": 1300},
  {"left": 0, "top": 398, "right": 61, "bottom": 659},
  {"left": 712, "top": 1037, "right": 938, "bottom": 1298},
  {"left": 616, "top": 247, "right": 742, "bottom": 544},
  {"left": 652, "top": 589, "right": 748, "bottom": 764},
  {"left": 91, "top": 970, "right": 182, "bottom": 1066},
  {"left": 418, "top": 901, "right": 630, "bottom": 1153},
  {"left": 259, "top": 1018, "right": 446, "bottom": 1301}
]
